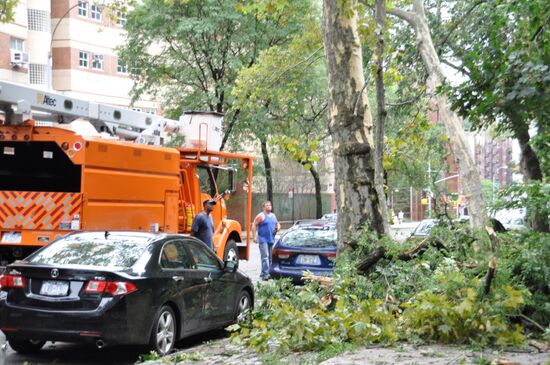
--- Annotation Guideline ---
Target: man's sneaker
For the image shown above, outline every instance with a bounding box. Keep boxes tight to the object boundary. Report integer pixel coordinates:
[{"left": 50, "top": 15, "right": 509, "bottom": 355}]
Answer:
[{"left": 261, "top": 275, "right": 270, "bottom": 281}]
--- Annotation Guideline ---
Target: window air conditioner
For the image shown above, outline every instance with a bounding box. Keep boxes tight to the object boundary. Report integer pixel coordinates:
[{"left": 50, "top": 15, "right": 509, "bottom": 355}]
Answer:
[{"left": 10, "top": 50, "right": 30, "bottom": 65}]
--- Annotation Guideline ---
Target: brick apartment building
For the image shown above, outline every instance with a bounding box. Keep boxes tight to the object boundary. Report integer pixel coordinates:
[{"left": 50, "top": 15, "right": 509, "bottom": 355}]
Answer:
[
  {"left": 474, "top": 131, "right": 513, "bottom": 187},
  {"left": 0, "top": 0, "right": 156, "bottom": 112}
]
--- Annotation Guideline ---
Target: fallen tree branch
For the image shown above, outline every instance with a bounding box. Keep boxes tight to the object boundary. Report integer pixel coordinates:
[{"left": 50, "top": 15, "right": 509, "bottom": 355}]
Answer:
[
  {"left": 485, "top": 226, "right": 499, "bottom": 253},
  {"left": 398, "top": 237, "right": 431, "bottom": 260},
  {"left": 357, "top": 246, "right": 386, "bottom": 274},
  {"left": 520, "top": 314, "right": 546, "bottom": 332},
  {"left": 483, "top": 256, "right": 497, "bottom": 295},
  {"left": 356, "top": 237, "right": 448, "bottom": 273}
]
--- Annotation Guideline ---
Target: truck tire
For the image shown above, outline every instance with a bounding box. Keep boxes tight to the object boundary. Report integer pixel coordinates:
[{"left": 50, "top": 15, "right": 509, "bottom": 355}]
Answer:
[{"left": 224, "top": 239, "right": 239, "bottom": 265}]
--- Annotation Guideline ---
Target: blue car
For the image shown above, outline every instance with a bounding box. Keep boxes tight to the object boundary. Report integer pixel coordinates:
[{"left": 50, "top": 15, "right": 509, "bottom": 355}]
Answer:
[{"left": 270, "top": 221, "right": 337, "bottom": 283}]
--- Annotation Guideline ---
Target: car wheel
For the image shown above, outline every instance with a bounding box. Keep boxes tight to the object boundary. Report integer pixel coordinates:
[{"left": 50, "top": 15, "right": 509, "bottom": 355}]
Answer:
[
  {"left": 234, "top": 290, "right": 252, "bottom": 323},
  {"left": 224, "top": 239, "right": 239, "bottom": 265},
  {"left": 8, "top": 339, "right": 45, "bottom": 354},
  {"left": 149, "top": 305, "right": 176, "bottom": 356}
]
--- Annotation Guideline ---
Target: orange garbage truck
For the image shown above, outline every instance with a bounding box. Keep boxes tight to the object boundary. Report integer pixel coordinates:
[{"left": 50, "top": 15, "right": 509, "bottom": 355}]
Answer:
[{"left": 0, "top": 80, "right": 253, "bottom": 265}]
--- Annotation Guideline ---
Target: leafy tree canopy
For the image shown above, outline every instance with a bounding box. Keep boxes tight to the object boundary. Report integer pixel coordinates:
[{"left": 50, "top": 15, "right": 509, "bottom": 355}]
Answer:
[
  {"left": 442, "top": 0, "right": 549, "bottom": 176},
  {"left": 118, "top": 0, "right": 312, "bottom": 147},
  {"left": 0, "top": 0, "right": 17, "bottom": 23}
]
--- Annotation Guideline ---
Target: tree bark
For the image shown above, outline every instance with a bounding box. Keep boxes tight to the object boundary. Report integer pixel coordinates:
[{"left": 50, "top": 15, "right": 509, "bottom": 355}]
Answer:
[
  {"left": 322, "top": 0, "right": 386, "bottom": 250},
  {"left": 219, "top": 109, "right": 240, "bottom": 152},
  {"left": 514, "top": 126, "right": 549, "bottom": 232},
  {"left": 374, "top": 0, "right": 390, "bottom": 234},
  {"left": 388, "top": 0, "right": 487, "bottom": 229},
  {"left": 483, "top": 256, "right": 497, "bottom": 295},
  {"left": 309, "top": 165, "right": 323, "bottom": 219},
  {"left": 259, "top": 136, "right": 274, "bottom": 205}
]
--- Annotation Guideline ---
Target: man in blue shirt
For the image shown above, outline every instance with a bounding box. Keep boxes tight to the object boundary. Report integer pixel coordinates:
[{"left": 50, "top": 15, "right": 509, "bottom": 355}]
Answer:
[
  {"left": 252, "top": 200, "right": 280, "bottom": 280},
  {"left": 192, "top": 199, "right": 216, "bottom": 249}
]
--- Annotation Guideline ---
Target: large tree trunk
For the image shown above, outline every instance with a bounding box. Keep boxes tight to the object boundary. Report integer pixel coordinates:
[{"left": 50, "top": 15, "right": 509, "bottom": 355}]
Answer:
[
  {"left": 259, "top": 136, "right": 274, "bottom": 205},
  {"left": 374, "top": 0, "right": 391, "bottom": 234},
  {"left": 388, "top": 0, "right": 487, "bottom": 229},
  {"left": 322, "top": 0, "right": 386, "bottom": 251},
  {"left": 309, "top": 165, "right": 323, "bottom": 219},
  {"left": 514, "top": 123, "right": 549, "bottom": 232}
]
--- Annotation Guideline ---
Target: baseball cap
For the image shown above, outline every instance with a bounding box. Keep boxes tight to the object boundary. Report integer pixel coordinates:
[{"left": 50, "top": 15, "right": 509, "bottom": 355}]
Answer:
[{"left": 203, "top": 199, "right": 217, "bottom": 205}]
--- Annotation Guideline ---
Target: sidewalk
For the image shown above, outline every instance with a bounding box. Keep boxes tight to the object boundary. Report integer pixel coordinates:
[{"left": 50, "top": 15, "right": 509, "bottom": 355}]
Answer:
[{"left": 391, "top": 221, "right": 420, "bottom": 229}]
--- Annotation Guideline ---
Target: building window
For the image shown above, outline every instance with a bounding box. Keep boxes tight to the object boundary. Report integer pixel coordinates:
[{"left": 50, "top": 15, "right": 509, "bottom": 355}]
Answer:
[
  {"left": 77, "top": 1, "right": 88, "bottom": 17},
  {"left": 29, "top": 64, "right": 48, "bottom": 85},
  {"left": 28, "top": 9, "right": 50, "bottom": 32},
  {"left": 91, "top": 4, "right": 101, "bottom": 21},
  {"left": 92, "top": 54, "right": 104, "bottom": 70},
  {"left": 10, "top": 38, "right": 24, "bottom": 51},
  {"left": 116, "top": 10, "right": 126, "bottom": 26},
  {"left": 116, "top": 59, "right": 128, "bottom": 73},
  {"left": 79, "top": 51, "right": 88, "bottom": 68}
]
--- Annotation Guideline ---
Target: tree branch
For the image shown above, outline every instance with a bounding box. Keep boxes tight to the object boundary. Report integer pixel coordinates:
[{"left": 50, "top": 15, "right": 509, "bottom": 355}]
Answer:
[
  {"left": 531, "top": 13, "right": 550, "bottom": 42},
  {"left": 387, "top": 7, "right": 417, "bottom": 27},
  {"left": 268, "top": 47, "right": 324, "bottom": 87},
  {"left": 437, "top": 0, "right": 487, "bottom": 50},
  {"left": 441, "top": 59, "right": 470, "bottom": 76}
]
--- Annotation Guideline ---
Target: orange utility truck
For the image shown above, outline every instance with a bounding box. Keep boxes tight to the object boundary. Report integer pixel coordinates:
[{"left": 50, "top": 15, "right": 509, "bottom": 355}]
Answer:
[{"left": 0, "top": 80, "right": 253, "bottom": 265}]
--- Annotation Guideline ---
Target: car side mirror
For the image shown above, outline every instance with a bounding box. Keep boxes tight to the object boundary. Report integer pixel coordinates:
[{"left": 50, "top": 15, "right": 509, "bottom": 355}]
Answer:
[{"left": 224, "top": 260, "right": 238, "bottom": 272}]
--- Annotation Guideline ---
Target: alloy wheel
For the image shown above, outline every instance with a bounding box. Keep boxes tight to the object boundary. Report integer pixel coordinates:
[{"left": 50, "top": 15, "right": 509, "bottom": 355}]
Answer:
[
  {"left": 155, "top": 309, "right": 175, "bottom": 355},
  {"left": 236, "top": 292, "right": 251, "bottom": 323}
]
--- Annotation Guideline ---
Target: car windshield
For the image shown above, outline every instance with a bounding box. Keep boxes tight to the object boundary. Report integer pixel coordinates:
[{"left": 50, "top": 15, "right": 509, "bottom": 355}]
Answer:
[
  {"left": 27, "top": 233, "right": 151, "bottom": 268},
  {"left": 282, "top": 227, "right": 337, "bottom": 248}
]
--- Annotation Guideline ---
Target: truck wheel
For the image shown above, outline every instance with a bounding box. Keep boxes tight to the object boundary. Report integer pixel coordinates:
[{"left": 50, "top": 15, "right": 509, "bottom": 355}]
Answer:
[
  {"left": 149, "top": 305, "right": 176, "bottom": 356},
  {"left": 9, "top": 339, "right": 45, "bottom": 354},
  {"left": 224, "top": 239, "right": 238, "bottom": 265}
]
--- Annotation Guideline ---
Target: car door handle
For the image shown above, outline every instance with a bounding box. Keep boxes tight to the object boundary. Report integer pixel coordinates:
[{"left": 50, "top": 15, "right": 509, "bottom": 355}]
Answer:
[{"left": 172, "top": 276, "right": 185, "bottom": 282}]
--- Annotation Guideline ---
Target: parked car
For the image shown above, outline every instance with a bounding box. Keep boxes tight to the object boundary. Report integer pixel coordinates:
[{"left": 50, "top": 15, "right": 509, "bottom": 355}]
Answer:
[
  {"left": 0, "top": 231, "right": 253, "bottom": 356},
  {"left": 493, "top": 209, "right": 527, "bottom": 231},
  {"left": 288, "top": 219, "right": 318, "bottom": 231},
  {"left": 270, "top": 221, "right": 337, "bottom": 283},
  {"left": 406, "top": 219, "right": 437, "bottom": 242},
  {"left": 320, "top": 213, "right": 337, "bottom": 222}
]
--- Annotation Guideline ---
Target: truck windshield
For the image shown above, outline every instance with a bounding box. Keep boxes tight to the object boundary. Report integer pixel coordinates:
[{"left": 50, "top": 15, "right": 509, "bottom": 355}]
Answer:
[
  {"left": 197, "top": 165, "right": 217, "bottom": 197},
  {"left": 0, "top": 142, "right": 81, "bottom": 192}
]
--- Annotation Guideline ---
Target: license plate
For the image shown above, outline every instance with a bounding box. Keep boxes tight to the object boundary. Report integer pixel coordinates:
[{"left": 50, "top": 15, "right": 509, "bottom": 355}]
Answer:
[
  {"left": 1, "top": 232, "right": 22, "bottom": 244},
  {"left": 40, "top": 280, "right": 69, "bottom": 296},
  {"left": 296, "top": 255, "right": 321, "bottom": 266}
]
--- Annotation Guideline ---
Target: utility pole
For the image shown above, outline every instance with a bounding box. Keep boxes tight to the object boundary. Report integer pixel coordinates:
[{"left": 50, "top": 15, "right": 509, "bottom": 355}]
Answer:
[{"left": 410, "top": 186, "right": 413, "bottom": 221}]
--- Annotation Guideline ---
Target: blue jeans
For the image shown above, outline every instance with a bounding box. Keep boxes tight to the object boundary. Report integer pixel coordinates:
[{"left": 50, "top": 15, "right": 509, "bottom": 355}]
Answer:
[{"left": 258, "top": 242, "right": 273, "bottom": 277}]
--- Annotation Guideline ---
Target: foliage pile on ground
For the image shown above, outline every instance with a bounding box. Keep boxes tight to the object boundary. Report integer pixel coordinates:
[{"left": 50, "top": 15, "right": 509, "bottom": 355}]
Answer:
[{"left": 229, "top": 225, "right": 549, "bottom": 355}]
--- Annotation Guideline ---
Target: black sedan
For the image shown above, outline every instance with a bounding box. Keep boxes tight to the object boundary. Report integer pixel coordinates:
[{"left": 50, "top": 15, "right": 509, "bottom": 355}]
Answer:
[{"left": 0, "top": 231, "right": 253, "bottom": 356}]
